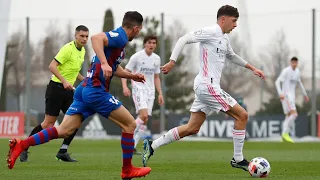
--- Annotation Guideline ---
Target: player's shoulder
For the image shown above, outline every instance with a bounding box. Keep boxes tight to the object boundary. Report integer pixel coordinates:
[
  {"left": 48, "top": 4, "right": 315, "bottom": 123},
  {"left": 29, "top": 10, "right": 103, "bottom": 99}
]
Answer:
[
  {"left": 151, "top": 52, "right": 160, "bottom": 59},
  {"left": 131, "top": 50, "right": 144, "bottom": 58},
  {"left": 106, "top": 27, "right": 128, "bottom": 46},
  {"left": 191, "top": 25, "right": 218, "bottom": 36}
]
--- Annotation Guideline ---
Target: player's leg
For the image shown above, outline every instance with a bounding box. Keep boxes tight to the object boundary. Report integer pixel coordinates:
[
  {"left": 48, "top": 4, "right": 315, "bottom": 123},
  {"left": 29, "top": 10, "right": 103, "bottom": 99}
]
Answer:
[
  {"left": 106, "top": 106, "right": 151, "bottom": 179},
  {"left": 55, "top": 90, "right": 78, "bottom": 162},
  {"left": 224, "top": 104, "right": 250, "bottom": 171},
  {"left": 20, "top": 82, "right": 62, "bottom": 162},
  {"left": 142, "top": 110, "right": 207, "bottom": 167},
  {"left": 133, "top": 109, "right": 148, "bottom": 154},
  {"left": 132, "top": 89, "right": 149, "bottom": 154},
  {"left": 7, "top": 114, "right": 83, "bottom": 169},
  {"left": 89, "top": 90, "right": 151, "bottom": 179},
  {"left": 281, "top": 97, "right": 296, "bottom": 143}
]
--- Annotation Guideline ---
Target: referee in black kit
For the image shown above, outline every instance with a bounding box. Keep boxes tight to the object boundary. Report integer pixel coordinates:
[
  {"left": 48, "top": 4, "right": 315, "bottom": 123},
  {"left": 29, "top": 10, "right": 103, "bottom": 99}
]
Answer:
[{"left": 20, "top": 25, "right": 89, "bottom": 162}]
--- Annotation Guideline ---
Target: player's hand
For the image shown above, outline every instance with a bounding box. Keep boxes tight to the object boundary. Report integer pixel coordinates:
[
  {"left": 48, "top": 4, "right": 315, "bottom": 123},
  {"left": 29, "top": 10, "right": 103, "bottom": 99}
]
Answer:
[
  {"left": 101, "top": 62, "right": 112, "bottom": 78},
  {"left": 161, "top": 60, "right": 175, "bottom": 74},
  {"left": 158, "top": 94, "right": 164, "bottom": 105},
  {"left": 305, "top": 96, "right": 309, "bottom": 102},
  {"left": 279, "top": 94, "right": 285, "bottom": 100},
  {"left": 123, "top": 87, "right": 131, "bottom": 97},
  {"left": 62, "top": 81, "right": 74, "bottom": 90},
  {"left": 131, "top": 73, "right": 146, "bottom": 83},
  {"left": 252, "top": 68, "right": 265, "bottom": 80}
]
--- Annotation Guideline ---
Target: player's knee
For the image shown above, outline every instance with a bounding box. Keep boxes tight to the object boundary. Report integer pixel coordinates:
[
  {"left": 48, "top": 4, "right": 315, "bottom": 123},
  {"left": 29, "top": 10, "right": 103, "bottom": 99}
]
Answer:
[
  {"left": 123, "top": 121, "right": 136, "bottom": 133},
  {"left": 237, "top": 111, "right": 248, "bottom": 123},
  {"left": 140, "top": 114, "right": 148, "bottom": 122}
]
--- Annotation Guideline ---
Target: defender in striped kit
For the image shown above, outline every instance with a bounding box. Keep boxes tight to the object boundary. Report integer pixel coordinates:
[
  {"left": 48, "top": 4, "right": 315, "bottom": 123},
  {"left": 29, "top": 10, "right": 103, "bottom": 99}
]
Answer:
[{"left": 142, "top": 5, "right": 265, "bottom": 173}]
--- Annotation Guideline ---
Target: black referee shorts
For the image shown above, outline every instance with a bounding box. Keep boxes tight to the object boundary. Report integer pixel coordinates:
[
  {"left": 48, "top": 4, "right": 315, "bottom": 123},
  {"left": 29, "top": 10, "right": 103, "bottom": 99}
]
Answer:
[{"left": 45, "top": 80, "right": 74, "bottom": 116}]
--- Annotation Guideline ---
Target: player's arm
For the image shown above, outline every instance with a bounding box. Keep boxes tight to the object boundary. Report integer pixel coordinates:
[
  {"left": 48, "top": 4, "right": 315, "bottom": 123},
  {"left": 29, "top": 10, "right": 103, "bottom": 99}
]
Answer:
[
  {"left": 77, "top": 73, "right": 84, "bottom": 81},
  {"left": 169, "top": 29, "right": 211, "bottom": 63},
  {"left": 91, "top": 32, "right": 112, "bottom": 77},
  {"left": 275, "top": 69, "right": 286, "bottom": 98},
  {"left": 115, "top": 66, "right": 145, "bottom": 83},
  {"left": 154, "top": 74, "right": 162, "bottom": 95},
  {"left": 49, "top": 46, "right": 73, "bottom": 90},
  {"left": 162, "top": 29, "right": 214, "bottom": 74},
  {"left": 121, "top": 67, "right": 132, "bottom": 97},
  {"left": 121, "top": 55, "right": 137, "bottom": 96},
  {"left": 298, "top": 75, "right": 309, "bottom": 102},
  {"left": 226, "top": 37, "right": 265, "bottom": 80},
  {"left": 226, "top": 42, "right": 248, "bottom": 67}
]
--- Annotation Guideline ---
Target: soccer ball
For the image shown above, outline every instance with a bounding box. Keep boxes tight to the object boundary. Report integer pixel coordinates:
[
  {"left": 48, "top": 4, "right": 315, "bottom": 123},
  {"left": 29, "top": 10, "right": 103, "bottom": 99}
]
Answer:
[{"left": 248, "top": 157, "right": 271, "bottom": 178}]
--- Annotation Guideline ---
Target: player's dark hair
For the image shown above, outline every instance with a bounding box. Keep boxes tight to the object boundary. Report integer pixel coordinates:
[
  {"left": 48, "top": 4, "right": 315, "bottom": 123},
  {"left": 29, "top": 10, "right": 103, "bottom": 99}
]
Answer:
[
  {"left": 143, "top": 35, "right": 157, "bottom": 44},
  {"left": 122, "top": 11, "right": 143, "bottom": 28},
  {"left": 291, "top": 56, "right": 298, "bottom": 61},
  {"left": 217, "top": 5, "right": 239, "bottom": 19},
  {"left": 75, "top": 25, "right": 89, "bottom": 32}
]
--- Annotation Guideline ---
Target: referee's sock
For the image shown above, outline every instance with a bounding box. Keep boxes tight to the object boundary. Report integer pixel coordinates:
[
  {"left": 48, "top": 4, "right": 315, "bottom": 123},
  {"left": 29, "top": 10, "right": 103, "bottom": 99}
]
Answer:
[{"left": 58, "top": 129, "right": 78, "bottom": 154}]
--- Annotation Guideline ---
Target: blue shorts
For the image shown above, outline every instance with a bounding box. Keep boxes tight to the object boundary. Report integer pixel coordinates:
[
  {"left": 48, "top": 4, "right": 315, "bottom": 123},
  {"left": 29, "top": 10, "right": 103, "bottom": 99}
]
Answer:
[{"left": 66, "top": 84, "right": 122, "bottom": 120}]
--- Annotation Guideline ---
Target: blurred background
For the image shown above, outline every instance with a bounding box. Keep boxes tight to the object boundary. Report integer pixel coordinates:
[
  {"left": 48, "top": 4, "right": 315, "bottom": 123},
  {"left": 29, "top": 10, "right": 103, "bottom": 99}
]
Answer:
[{"left": 1, "top": 0, "right": 320, "bottom": 141}]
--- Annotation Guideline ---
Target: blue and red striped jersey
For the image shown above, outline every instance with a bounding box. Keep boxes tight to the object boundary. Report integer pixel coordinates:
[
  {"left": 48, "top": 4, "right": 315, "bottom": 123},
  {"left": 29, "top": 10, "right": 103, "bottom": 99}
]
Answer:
[{"left": 83, "top": 27, "right": 128, "bottom": 92}]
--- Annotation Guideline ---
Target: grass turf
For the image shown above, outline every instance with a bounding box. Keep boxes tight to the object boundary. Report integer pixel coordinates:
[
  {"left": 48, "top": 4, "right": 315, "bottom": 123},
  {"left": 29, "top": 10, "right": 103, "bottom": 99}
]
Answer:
[{"left": 1, "top": 139, "right": 320, "bottom": 179}]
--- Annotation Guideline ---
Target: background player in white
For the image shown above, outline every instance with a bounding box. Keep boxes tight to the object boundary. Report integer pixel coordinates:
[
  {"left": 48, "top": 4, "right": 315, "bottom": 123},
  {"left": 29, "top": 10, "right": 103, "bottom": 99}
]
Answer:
[
  {"left": 275, "top": 57, "right": 309, "bottom": 143},
  {"left": 142, "top": 5, "right": 265, "bottom": 172},
  {"left": 122, "top": 35, "right": 164, "bottom": 154}
]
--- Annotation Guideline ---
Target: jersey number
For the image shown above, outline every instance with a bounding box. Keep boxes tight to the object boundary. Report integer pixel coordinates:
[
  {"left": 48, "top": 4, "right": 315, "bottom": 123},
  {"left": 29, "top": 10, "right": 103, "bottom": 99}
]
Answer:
[{"left": 109, "top": 96, "right": 119, "bottom": 105}]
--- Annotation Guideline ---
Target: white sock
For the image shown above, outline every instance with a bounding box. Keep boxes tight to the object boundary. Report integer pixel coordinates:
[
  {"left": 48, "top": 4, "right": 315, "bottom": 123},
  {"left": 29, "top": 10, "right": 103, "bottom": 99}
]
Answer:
[
  {"left": 282, "top": 116, "right": 289, "bottom": 135},
  {"left": 60, "top": 144, "right": 68, "bottom": 150},
  {"left": 233, "top": 129, "right": 245, "bottom": 162},
  {"left": 134, "top": 118, "right": 145, "bottom": 148},
  {"left": 151, "top": 127, "right": 180, "bottom": 150},
  {"left": 287, "top": 114, "right": 298, "bottom": 134}
]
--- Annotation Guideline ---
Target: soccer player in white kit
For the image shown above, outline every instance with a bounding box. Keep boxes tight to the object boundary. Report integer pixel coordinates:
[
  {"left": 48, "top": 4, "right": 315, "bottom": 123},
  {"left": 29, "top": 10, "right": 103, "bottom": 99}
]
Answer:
[
  {"left": 142, "top": 5, "right": 265, "bottom": 172},
  {"left": 122, "top": 35, "right": 164, "bottom": 154},
  {"left": 275, "top": 57, "right": 309, "bottom": 143}
]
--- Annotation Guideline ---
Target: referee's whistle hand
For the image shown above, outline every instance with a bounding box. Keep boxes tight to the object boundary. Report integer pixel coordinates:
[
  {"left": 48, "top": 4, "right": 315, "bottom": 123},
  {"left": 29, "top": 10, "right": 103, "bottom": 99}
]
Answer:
[{"left": 102, "top": 63, "right": 112, "bottom": 78}]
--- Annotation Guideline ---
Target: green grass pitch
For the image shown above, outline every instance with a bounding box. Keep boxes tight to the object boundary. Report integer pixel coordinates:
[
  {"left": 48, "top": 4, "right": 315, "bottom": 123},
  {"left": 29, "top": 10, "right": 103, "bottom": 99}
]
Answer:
[{"left": 1, "top": 139, "right": 320, "bottom": 179}]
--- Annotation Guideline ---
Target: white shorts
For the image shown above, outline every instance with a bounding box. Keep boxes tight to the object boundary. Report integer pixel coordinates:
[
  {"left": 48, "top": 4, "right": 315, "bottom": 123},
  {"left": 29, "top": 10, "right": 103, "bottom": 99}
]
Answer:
[
  {"left": 132, "top": 88, "right": 154, "bottom": 116},
  {"left": 190, "top": 83, "right": 237, "bottom": 115},
  {"left": 281, "top": 94, "right": 296, "bottom": 114}
]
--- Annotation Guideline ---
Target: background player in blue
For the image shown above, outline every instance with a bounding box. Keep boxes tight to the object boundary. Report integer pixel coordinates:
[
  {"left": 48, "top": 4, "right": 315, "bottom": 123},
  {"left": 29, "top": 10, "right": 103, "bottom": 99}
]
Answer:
[{"left": 7, "top": 11, "right": 152, "bottom": 180}]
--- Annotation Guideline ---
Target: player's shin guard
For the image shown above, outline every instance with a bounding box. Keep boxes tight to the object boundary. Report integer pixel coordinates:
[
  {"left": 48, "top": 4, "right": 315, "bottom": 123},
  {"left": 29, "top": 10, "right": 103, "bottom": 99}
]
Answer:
[
  {"left": 121, "top": 132, "right": 134, "bottom": 169},
  {"left": 151, "top": 127, "right": 180, "bottom": 150},
  {"left": 134, "top": 118, "right": 145, "bottom": 148},
  {"left": 21, "top": 127, "right": 59, "bottom": 150},
  {"left": 287, "top": 114, "right": 297, "bottom": 131},
  {"left": 282, "top": 116, "right": 290, "bottom": 135},
  {"left": 232, "top": 129, "right": 245, "bottom": 162}
]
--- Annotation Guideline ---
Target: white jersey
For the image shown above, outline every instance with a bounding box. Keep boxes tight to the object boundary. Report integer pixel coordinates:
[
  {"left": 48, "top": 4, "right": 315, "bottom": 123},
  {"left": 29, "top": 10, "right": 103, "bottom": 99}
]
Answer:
[
  {"left": 275, "top": 66, "right": 307, "bottom": 100},
  {"left": 189, "top": 24, "right": 236, "bottom": 89},
  {"left": 125, "top": 49, "right": 161, "bottom": 92}
]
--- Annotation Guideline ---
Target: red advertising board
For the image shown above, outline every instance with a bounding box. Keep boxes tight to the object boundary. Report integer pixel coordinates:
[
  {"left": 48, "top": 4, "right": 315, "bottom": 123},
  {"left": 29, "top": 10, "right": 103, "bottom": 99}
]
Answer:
[{"left": 0, "top": 112, "right": 24, "bottom": 137}]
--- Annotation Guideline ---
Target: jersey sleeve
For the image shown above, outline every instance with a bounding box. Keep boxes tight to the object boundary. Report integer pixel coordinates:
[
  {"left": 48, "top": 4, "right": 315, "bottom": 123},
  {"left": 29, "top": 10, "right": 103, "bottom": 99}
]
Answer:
[
  {"left": 154, "top": 57, "right": 161, "bottom": 74},
  {"left": 125, "top": 54, "right": 138, "bottom": 71},
  {"left": 226, "top": 36, "right": 236, "bottom": 58},
  {"left": 105, "top": 31, "right": 126, "bottom": 48},
  {"left": 54, "top": 44, "right": 71, "bottom": 64},
  {"left": 188, "top": 28, "right": 215, "bottom": 43},
  {"left": 275, "top": 69, "right": 287, "bottom": 95}
]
